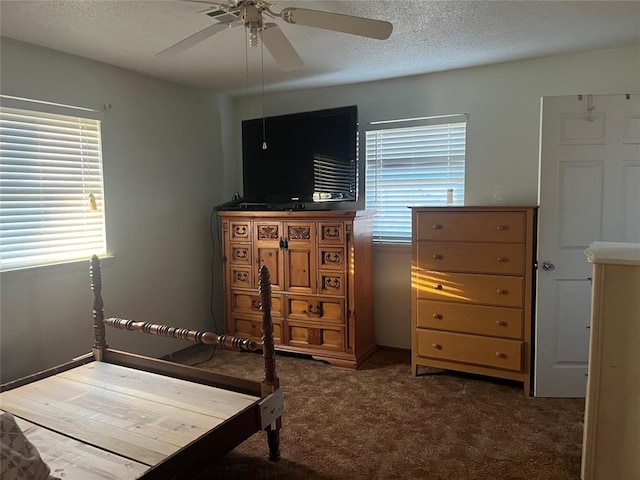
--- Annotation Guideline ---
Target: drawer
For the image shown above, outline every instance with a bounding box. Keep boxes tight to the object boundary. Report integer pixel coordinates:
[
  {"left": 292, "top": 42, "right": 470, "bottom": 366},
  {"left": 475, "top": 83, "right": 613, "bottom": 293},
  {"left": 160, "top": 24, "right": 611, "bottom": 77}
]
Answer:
[
  {"left": 287, "top": 322, "right": 344, "bottom": 351},
  {"left": 229, "top": 243, "right": 252, "bottom": 265},
  {"left": 231, "top": 291, "right": 283, "bottom": 318},
  {"left": 415, "top": 271, "right": 524, "bottom": 308},
  {"left": 318, "top": 247, "right": 346, "bottom": 271},
  {"left": 230, "top": 266, "right": 252, "bottom": 289},
  {"left": 416, "top": 211, "right": 525, "bottom": 243},
  {"left": 231, "top": 316, "right": 282, "bottom": 344},
  {"left": 416, "top": 300, "right": 523, "bottom": 339},
  {"left": 229, "top": 221, "right": 251, "bottom": 241},
  {"left": 319, "top": 272, "right": 345, "bottom": 296},
  {"left": 417, "top": 242, "right": 525, "bottom": 275},
  {"left": 416, "top": 329, "right": 522, "bottom": 372},
  {"left": 318, "top": 222, "right": 345, "bottom": 245},
  {"left": 286, "top": 295, "right": 345, "bottom": 324}
]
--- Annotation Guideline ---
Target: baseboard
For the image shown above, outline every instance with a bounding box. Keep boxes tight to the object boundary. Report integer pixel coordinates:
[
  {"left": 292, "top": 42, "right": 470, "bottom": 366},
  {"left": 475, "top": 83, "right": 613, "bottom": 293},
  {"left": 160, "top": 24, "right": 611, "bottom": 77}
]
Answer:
[{"left": 377, "top": 345, "right": 411, "bottom": 355}]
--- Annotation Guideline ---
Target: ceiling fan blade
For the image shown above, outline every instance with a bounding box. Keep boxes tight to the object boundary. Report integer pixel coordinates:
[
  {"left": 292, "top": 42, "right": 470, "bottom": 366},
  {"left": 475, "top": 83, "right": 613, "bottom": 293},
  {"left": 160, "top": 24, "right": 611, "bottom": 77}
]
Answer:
[
  {"left": 157, "top": 22, "right": 229, "bottom": 56},
  {"left": 280, "top": 7, "right": 393, "bottom": 40},
  {"left": 261, "top": 23, "right": 303, "bottom": 72}
]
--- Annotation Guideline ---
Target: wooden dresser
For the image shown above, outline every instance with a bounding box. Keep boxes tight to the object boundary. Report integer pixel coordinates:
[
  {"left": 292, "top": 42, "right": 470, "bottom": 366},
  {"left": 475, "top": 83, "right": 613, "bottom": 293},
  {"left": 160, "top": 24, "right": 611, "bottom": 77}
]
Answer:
[
  {"left": 411, "top": 206, "right": 538, "bottom": 395},
  {"left": 217, "top": 209, "right": 376, "bottom": 368},
  {"left": 582, "top": 242, "right": 640, "bottom": 480}
]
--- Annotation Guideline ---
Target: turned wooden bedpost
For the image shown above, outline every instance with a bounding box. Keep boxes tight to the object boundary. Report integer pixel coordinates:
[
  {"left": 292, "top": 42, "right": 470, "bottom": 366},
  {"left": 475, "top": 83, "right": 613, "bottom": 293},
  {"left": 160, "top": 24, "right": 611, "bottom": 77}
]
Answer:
[
  {"left": 259, "top": 265, "right": 280, "bottom": 462},
  {"left": 90, "top": 255, "right": 108, "bottom": 360}
]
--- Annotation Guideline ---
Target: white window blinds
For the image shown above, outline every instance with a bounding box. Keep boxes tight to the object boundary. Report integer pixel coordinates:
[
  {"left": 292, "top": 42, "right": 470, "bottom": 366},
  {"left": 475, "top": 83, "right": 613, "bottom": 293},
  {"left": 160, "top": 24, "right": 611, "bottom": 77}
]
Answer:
[
  {"left": 365, "top": 115, "right": 467, "bottom": 244},
  {"left": 0, "top": 102, "right": 107, "bottom": 271}
]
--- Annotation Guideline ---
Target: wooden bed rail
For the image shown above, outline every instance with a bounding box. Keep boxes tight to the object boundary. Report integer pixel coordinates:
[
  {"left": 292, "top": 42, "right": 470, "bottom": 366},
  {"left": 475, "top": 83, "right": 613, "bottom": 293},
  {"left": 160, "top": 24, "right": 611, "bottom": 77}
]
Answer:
[
  {"left": 104, "top": 318, "right": 259, "bottom": 351},
  {"left": 90, "top": 255, "right": 259, "bottom": 352}
]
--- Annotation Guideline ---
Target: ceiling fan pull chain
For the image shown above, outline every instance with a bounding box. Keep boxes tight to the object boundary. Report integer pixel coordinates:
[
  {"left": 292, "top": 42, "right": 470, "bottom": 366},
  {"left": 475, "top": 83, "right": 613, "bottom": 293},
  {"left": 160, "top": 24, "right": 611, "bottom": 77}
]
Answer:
[{"left": 260, "top": 19, "right": 267, "bottom": 150}]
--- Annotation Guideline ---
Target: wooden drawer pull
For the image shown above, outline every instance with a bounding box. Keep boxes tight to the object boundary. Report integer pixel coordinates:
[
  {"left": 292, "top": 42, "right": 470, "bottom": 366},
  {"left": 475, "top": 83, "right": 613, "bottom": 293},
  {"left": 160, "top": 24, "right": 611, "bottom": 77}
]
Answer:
[
  {"left": 495, "top": 352, "right": 506, "bottom": 358},
  {"left": 496, "top": 289, "right": 508, "bottom": 295},
  {"left": 496, "top": 225, "right": 509, "bottom": 231},
  {"left": 433, "top": 313, "right": 443, "bottom": 319},
  {"left": 432, "top": 224, "right": 443, "bottom": 230},
  {"left": 432, "top": 343, "right": 442, "bottom": 350},
  {"left": 235, "top": 271, "right": 249, "bottom": 282},
  {"left": 234, "top": 225, "right": 248, "bottom": 236},
  {"left": 496, "top": 257, "right": 509, "bottom": 263},
  {"left": 251, "top": 299, "right": 261, "bottom": 309},
  {"left": 432, "top": 254, "right": 443, "bottom": 260},
  {"left": 324, "top": 253, "right": 341, "bottom": 263},
  {"left": 324, "top": 277, "right": 340, "bottom": 289},
  {"left": 308, "top": 303, "right": 322, "bottom": 315},
  {"left": 324, "top": 227, "right": 340, "bottom": 238},
  {"left": 495, "top": 320, "right": 507, "bottom": 326},
  {"left": 234, "top": 249, "right": 248, "bottom": 259}
]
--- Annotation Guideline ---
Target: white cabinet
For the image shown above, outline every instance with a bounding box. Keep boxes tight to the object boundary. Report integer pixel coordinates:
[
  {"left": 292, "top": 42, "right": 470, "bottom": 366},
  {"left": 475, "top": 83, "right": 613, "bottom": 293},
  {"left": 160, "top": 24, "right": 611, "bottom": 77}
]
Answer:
[{"left": 582, "top": 242, "right": 640, "bottom": 480}]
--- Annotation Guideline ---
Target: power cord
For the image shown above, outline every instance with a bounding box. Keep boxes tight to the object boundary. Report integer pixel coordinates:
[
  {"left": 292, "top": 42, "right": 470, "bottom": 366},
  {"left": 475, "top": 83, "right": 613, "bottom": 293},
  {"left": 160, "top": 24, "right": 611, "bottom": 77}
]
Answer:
[{"left": 194, "top": 193, "right": 242, "bottom": 367}]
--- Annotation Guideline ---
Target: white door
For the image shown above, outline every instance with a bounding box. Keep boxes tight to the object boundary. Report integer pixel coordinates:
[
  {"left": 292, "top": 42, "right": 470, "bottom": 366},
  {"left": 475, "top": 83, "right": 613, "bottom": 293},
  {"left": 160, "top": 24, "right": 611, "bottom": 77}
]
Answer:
[{"left": 535, "top": 94, "right": 640, "bottom": 398}]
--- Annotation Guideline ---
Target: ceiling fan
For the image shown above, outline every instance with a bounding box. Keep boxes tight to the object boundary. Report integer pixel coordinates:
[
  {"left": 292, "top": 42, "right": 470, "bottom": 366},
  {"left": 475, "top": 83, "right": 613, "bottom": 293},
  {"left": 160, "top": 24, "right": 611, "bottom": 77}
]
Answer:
[{"left": 158, "top": 0, "right": 393, "bottom": 71}]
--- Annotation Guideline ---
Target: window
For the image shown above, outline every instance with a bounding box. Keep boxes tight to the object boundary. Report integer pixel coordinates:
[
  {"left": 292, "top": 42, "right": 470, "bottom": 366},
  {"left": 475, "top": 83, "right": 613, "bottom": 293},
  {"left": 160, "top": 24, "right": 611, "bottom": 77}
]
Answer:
[
  {"left": 0, "top": 97, "right": 107, "bottom": 271},
  {"left": 365, "top": 115, "right": 467, "bottom": 244}
]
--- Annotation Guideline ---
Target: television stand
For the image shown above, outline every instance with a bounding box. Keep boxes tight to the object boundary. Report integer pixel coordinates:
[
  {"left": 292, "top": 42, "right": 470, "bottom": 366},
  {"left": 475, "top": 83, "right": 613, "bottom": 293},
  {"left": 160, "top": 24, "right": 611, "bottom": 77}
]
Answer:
[{"left": 217, "top": 209, "right": 376, "bottom": 369}]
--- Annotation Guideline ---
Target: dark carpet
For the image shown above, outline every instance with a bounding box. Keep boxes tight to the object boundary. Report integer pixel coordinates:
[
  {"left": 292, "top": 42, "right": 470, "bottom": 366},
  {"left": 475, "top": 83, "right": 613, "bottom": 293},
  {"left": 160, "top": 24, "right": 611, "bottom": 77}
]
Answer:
[{"left": 176, "top": 347, "right": 584, "bottom": 480}]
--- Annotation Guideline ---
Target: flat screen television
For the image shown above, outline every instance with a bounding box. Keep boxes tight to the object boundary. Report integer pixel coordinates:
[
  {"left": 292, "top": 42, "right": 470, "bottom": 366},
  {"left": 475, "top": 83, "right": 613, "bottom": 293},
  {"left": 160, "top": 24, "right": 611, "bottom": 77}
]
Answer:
[{"left": 241, "top": 105, "right": 358, "bottom": 206}]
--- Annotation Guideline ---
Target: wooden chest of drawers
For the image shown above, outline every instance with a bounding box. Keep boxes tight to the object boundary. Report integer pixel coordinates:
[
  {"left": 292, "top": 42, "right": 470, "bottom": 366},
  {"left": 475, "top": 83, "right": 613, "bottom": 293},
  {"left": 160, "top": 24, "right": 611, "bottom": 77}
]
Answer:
[
  {"left": 218, "top": 210, "right": 376, "bottom": 369},
  {"left": 411, "top": 206, "right": 537, "bottom": 395}
]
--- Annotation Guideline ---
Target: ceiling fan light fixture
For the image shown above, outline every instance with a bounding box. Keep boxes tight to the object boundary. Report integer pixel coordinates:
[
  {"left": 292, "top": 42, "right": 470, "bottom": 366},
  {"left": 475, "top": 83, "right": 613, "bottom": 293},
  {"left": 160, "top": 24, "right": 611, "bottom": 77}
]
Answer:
[{"left": 158, "top": 0, "right": 393, "bottom": 69}]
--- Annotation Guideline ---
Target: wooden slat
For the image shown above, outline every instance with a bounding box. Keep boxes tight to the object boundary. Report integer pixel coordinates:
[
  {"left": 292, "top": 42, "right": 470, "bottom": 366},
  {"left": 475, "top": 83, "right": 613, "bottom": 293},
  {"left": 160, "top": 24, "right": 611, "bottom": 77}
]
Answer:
[
  {"left": 5, "top": 377, "right": 222, "bottom": 446},
  {"left": 0, "top": 361, "right": 262, "bottom": 466},
  {"left": 57, "top": 363, "right": 258, "bottom": 418},
  {"left": 103, "top": 349, "right": 262, "bottom": 396},
  {"left": 9, "top": 414, "right": 149, "bottom": 480},
  {"left": 0, "top": 395, "right": 168, "bottom": 466}
]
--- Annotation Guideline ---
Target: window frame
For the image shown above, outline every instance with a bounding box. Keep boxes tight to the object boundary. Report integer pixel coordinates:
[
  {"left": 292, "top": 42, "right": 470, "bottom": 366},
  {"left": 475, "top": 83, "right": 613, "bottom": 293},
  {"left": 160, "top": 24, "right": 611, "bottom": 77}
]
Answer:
[{"left": 0, "top": 96, "right": 108, "bottom": 272}]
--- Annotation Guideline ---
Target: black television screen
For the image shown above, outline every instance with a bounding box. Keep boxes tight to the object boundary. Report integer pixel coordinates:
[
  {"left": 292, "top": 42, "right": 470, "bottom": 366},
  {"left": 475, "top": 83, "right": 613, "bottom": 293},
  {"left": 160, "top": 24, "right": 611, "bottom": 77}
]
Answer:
[{"left": 241, "top": 105, "right": 358, "bottom": 205}]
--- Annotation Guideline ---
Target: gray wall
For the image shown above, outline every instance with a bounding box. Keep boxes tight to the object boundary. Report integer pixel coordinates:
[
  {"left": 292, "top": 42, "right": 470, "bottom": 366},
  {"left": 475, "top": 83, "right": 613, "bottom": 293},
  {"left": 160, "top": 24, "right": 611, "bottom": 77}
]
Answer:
[{"left": 0, "top": 38, "right": 229, "bottom": 382}]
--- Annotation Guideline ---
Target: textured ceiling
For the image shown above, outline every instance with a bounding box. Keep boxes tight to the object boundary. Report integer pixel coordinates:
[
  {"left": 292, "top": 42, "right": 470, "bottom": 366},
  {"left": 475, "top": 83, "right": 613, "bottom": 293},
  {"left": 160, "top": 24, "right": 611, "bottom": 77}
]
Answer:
[{"left": 1, "top": 0, "right": 639, "bottom": 96}]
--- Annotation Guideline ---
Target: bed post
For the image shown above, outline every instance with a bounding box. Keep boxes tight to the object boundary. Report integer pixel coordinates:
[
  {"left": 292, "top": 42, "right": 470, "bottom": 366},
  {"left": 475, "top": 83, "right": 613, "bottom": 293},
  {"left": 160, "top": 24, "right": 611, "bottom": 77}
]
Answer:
[
  {"left": 90, "top": 255, "right": 108, "bottom": 360},
  {"left": 258, "top": 265, "right": 281, "bottom": 462}
]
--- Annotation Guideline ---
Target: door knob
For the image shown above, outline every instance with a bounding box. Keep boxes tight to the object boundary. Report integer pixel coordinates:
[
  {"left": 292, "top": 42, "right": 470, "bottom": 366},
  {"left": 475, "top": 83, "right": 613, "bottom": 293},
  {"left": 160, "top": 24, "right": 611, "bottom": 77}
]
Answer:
[{"left": 541, "top": 261, "right": 555, "bottom": 271}]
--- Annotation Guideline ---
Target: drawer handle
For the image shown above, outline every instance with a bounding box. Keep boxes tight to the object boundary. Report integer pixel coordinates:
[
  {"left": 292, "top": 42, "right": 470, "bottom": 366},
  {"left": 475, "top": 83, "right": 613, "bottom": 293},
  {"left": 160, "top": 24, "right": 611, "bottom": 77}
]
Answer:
[
  {"left": 432, "top": 224, "right": 443, "bottom": 230},
  {"left": 235, "top": 271, "right": 249, "bottom": 282},
  {"left": 496, "top": 225, "right": 509, "bottom": 231},
  {"left": 496, "top": 257, "right": 509, "bottom": 263},
  {"left": 432, "top": 343, "right": 442, "bottom": 350},
  {"left": 251, "top": 299, "right": 261, "bottom": 309},
  {"left": 496, "top": 320, "right": 507, "bottom": 327},
  {"left": 324, "top": 252, "right": 341, "bottom": 263},
  {"left": 496, "top": 289, "right": 508, "bottom": 295},
  {"left": 495, "top": 352, "right": 506, "bottom": 358},
  {"left": 234, "top": 225, "right": 248, "bottom": 236},
  {"left": 234, "top": 249, "right": 248, "bottom": 259},
  {"left": 432, "top": 254, "right": 443, "bottom": 260},
  {"left": 434, "top": 284, "right": 443, "bottom": 290},
  {"left": 433, "top": 313, "right": 443, "bottom": 319},
  {"left": 324, "top": 277, "right": 340, "bottom": 289},
  {"left": 324, "top": 227, "right": 340, "bottom": 238},
  {"left": 308, "top": 303, "right": 322, "bottom": 315}
]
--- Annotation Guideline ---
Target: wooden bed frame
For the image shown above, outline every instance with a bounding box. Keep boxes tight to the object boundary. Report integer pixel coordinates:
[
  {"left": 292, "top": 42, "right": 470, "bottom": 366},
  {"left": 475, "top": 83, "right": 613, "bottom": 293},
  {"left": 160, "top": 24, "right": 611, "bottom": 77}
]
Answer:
[{"left": 0, "top": 255, "right": 283, "bottom": 479}]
